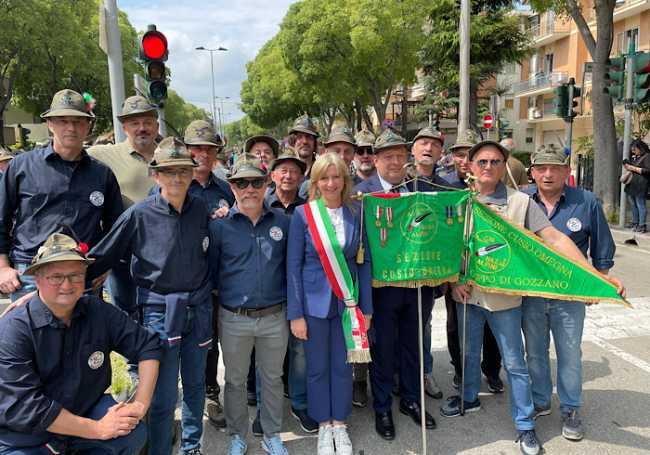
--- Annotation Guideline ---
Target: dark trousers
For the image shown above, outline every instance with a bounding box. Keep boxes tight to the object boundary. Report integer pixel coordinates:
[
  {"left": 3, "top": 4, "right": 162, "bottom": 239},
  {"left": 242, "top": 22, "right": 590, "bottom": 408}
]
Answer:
[
  {"left": 445, "top": 290, "right": 501, "bottom": 378},
  {"left": 205, "top": 294, "right": 221, "bottom": 389},
  {"left": 304, "top": 312, "right": 352, "bottom": 422},
  {"left": 369, "top": 286, "right": 434, "bottom": 412}
]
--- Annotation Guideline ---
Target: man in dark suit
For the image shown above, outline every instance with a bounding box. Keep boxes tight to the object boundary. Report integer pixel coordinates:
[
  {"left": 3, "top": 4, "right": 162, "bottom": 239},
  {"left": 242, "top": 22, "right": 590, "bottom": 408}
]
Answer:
[{"left": 353, "top": 129, "right": 437, "bottom": 440}]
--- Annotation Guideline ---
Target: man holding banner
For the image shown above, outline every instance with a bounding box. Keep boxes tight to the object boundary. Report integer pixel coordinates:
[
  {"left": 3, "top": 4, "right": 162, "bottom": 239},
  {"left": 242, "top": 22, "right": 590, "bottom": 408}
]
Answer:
[
  {"left": 522, "top": 145, "right": 616, "bottom": 442},
  {"left": 354, "top": 129, "right": 438, "bottom": 441},
  {"left": 440, "top": 140, "right": 623, "bottom": 455}
]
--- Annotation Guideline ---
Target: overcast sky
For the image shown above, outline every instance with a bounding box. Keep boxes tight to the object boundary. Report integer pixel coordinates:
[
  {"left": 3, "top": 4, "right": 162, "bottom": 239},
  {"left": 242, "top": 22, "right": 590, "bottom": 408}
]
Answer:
[{"left": 120, "top": 0, "right": 295, "bottom": 123}]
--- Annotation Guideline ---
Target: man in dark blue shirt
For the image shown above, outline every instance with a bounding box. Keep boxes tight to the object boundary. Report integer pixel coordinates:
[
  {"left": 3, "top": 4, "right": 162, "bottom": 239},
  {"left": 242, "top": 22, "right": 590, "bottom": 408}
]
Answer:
[
  {"left": 0, "top": 89, "right": 123, "bottom": 301},
  {"left": 0, "top": 233, "right": 161, "bottom": 455},
  {"left": 522, "top": 144, "right": 617, "bottom": 442},
  {"left": 209, "top": 158, "right": 290, "bottom": 455},
  {"left": 88, "top": 137, "right": 212, "bottom": 455},
  {"left": 183, "top": 119, "right": 233, "bottom": 429}
]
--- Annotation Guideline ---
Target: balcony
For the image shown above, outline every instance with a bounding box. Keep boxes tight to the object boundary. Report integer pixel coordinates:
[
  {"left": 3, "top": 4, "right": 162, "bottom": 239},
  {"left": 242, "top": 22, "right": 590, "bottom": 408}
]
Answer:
[
  {"left": 529, "top": 18, "right": 571, "bottom": 47},
  {"left": 513, "top": 71, "right": 569, "bottom": 98}
]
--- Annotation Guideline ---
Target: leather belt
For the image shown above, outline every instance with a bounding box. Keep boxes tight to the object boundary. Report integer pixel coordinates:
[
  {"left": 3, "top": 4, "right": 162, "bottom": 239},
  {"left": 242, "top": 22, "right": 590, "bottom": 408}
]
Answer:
[{"left": 221, "top": 302, "right": 284, "bottom": 318}]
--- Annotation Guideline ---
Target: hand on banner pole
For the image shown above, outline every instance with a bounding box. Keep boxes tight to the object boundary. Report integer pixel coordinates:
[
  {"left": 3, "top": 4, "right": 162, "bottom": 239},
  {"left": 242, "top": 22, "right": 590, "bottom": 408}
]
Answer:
[
  {"left": 451, "top": 283, "right": 471, "bottom": 304},
  {"left": 291, "top": 317, "right": 308, "bottom": 340},
  {"left": 364, "top": 314, "right": 372, "bottom": 330}
]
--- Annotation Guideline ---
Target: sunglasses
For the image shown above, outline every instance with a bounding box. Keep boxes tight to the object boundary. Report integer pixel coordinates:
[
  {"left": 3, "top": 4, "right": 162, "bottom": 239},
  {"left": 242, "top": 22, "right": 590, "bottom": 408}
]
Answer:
[
  {"left": 356, "top": 147, "right": 374, "bottom": 156},
  {"left": 475, "top": 159, "right": 503, "bottom": 169},
  {"left": 233, "top": 178, "right": 266, "bottom": 189}
]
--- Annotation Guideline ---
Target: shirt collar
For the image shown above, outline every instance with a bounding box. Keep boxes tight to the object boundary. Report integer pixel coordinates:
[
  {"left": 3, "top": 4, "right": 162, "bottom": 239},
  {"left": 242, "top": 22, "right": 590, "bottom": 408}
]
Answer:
[
  {"left": 154, "top": 192, "right": 193, "bottom": 214},
  {"left": 530, "top": 184, "right": 567, "bottom": 203},
  {"left": 265, "top": 187, "right": 304, "bottom": 208},
  {"left": 230, "top": 201, "right": 273, "bottom": 221},
  {"left": 29, "top": 293, "right": 87, "bottom": 329},
  {"left": 44, "top": 142, "right": 91, "bottom": 165},
  {"left": 377, "top": 172, "right": 405, "bottom": 192},
  {"left": 479, "top": 181, "right": 508, "bottom": 205}
]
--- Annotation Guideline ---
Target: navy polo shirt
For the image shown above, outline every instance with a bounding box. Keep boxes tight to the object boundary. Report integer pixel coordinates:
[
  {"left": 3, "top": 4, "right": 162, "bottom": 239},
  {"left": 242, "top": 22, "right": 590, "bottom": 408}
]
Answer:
[
  {"left": 524, "top": 184, "right": 615, "bottom": 270},
  {"left": 0, "top": 143, "right": 124, "bottom": 264},
  {"left": 88, "top": 193, "right": 210, "bottom": 294},
  {"left": 264, "top": 187, "right": 305, "bottom": 216},
  {"left": 188, "top": 174, "right": 235, "bottom": 213},
  {"left": 438, "top": 169, "right": 468, "bottom": 189},
  {"left": 0, "top": 294, "right": 162, "bottom": 450},
  {"left": 209, "top": 204, "right": 290, "bottom": 309}
]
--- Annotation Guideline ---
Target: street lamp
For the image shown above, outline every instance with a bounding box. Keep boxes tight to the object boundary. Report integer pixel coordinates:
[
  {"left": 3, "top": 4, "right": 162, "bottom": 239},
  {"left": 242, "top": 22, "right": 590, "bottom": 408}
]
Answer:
[
  {"left": 195, "top": 45, "right": 228, "bottom": 131},
  {"left": 215, "top": 96, "right": 231, "bottom": 139}
]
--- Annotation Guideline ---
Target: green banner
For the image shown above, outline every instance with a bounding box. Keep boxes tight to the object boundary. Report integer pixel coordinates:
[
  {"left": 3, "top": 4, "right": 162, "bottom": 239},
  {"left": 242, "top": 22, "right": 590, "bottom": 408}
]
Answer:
[
  {"left": 465, "top": 200, "right": 624, "bottom": 305},
  {"left": 362, "top": 191, "right": 626, "bottom": 305},
  {"left": 363, "top": 191, "right": 470, "bottom": 287}
]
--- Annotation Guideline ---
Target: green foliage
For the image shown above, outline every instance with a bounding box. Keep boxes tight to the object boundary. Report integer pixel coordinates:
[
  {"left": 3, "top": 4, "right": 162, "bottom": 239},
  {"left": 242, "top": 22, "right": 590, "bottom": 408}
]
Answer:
[
  {"left": 575, "top": 135, "right": 594, "bottom": 156},
  {"left": 163, "top": 89, "right": 210, "bottom": 137},
  {"left": 224, "top": 115, "right": 267, "bottom": 147},
  {"left": 108, "top": 352, "right": 132, "bottom": 399},
  {"left": 419, "top": 0, "right": 532, "bottom": 123},
  {"left": 1, "top": 0, "right": 141, "bottom": 133},
  {"left": 241, "top": 0, "right": 431, "bottom": 131}
]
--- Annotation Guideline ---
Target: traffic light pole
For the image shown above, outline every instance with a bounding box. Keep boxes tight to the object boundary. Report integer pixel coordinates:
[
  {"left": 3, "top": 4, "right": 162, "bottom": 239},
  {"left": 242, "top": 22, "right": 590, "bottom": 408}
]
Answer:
[
  {"left": 103, "top": 0, "right": 126, "bottom": 144},
  {"left": 618, "top": 52, "right": 635, "bottom": 228}
]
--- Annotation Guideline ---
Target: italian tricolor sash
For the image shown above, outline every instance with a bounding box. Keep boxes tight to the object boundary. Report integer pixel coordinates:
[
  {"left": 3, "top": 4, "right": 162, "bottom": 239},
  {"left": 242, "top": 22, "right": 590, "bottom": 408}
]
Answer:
[{"left": 303, "top": 199, "right": 371, "bottom": 363}]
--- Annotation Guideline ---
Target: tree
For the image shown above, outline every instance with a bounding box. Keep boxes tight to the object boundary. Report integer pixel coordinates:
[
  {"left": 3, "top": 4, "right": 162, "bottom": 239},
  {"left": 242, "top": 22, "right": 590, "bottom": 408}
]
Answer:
[
  {"left": 240, "top": 0, "right": 430, "bottom": 134},
  {"left": 0, "top": 0, "right": 140, "bottom": 144},
  {"left": 162, "top": 89, "right": 210, "bottom": 137},
  {"left": 419, "top": 0, "right": 532, "bottom": 128},
  {"left": 530, "top": 0, "right": 618, "bottom": 216}
]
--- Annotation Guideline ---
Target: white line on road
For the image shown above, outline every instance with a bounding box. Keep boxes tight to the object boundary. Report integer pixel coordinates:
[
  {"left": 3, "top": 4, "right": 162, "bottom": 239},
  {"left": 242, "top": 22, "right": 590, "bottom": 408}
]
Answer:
[{"left": 590, "top": 337, "right": 650, "bottom": 374}]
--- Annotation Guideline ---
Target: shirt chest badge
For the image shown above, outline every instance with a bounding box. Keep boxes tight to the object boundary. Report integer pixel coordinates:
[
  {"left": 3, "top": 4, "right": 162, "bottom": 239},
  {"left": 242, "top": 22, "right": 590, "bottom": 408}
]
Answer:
[
  {"left": 566, "top": 217, "right": 582, "bottom": 232},
  {"left": 269, "top": 226, "right": 283, "bottom": 241},
  {"left": 202, "top": 236, "right": 210, "bottom": 252},
  {"left": 88, "top": 351, "right": 105, "bottom": 369},
  {"left": 89, "top": 191, "right": 105, "bottom": 207}
]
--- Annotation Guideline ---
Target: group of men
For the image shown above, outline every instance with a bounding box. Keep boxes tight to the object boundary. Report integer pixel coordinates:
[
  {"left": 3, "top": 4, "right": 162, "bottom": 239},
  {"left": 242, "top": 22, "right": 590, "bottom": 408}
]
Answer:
[{"left": 0, "top": 87, "right": 623, "bottom": 455}]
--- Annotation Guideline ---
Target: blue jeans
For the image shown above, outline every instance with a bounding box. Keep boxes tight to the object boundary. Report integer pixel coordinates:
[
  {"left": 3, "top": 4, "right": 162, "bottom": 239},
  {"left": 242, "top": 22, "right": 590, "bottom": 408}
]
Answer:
[
  {"left": 10, "top": 263, "right": 36, "bottom": 302},
  {"left": 288, "top": 334, "right": 308, "bottom": 410},
  {"left": 522, "top": 298, "right": 585, "bottom": 413},
  {"left": 628, "top": 193, "right": 647, "bottom": 225},
  {"left": 457, "top": 303, "right": 534, "bottom": 431},
  {"left": 0, "top": 395, "right": 146, "bottom": 455},
  {"left": 143, "top": 305, "right": 211, "bottom": 455}
]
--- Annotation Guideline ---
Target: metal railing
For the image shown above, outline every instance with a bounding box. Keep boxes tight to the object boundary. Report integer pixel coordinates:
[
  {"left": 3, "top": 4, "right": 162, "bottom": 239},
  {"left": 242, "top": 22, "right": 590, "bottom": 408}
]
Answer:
[
  {"left": 529, "top": 19, "right": 571, "bottom": 41},
  {"left": 512, "top": 71, "right": 569, "bottom": 94}
]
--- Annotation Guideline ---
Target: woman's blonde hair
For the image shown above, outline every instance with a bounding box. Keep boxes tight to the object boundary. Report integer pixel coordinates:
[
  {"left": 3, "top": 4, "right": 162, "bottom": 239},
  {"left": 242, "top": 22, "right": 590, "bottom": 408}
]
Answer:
[{"left": 308, "top": 152, "right": 353, "bottom": 206}]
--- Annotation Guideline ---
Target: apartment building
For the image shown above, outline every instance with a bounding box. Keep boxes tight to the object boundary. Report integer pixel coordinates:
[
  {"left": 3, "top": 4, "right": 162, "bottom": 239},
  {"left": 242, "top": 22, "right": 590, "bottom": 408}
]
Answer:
[{"left": 510, "top": 0, "right": 650, "bottom": 155}]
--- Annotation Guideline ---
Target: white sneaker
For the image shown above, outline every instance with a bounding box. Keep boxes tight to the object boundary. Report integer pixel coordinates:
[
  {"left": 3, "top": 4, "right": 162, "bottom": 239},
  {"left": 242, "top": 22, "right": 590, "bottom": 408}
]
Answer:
[
  {"left": 317, "top": 425, "right": 335, "bottom": 455},
  {"left": 332, "top": 425, "right": 353, "bottom": 455}
]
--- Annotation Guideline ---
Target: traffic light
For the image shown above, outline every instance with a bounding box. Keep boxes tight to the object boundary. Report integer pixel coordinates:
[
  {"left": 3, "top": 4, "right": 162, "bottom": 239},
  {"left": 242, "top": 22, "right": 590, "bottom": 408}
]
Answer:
[
  {"left": 567, "top": 78, "right": 581, "bottom": 118},
  {"left": 138, "top": 25, "right": 168, "bottom": 104},
  {"left": 553, "top": 84, "right": 568, "bottom": 118},
  {"left": 604, "top": 56, "right": 625, "bottom": 103},
  {"left": 634, "top": 52, "right": 650, "bottom": 104}
]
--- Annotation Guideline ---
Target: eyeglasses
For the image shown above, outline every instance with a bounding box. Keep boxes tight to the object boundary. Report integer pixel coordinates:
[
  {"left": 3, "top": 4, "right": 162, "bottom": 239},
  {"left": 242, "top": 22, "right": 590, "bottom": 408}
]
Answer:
[
  {"left": 157, "top": 168, "right": 192, "bottom": 177},
  {"left": 356, "top": 148, "right": 374, "bottom": 156},
  {"left": 233, "top": 179, "right": 266, "bottom": 189},
  {"left": 475, "top": 159, "right": 503, "bottom": 169},
  {"left": 44, "top": 273, "right": 86, "bottom": 286}
]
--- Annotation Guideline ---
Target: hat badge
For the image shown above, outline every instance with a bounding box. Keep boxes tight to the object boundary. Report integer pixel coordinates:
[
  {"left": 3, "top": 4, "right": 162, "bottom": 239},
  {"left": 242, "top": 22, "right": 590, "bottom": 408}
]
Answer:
[{"left": 60, "top": 93, "right": 74, "bottom": 106}]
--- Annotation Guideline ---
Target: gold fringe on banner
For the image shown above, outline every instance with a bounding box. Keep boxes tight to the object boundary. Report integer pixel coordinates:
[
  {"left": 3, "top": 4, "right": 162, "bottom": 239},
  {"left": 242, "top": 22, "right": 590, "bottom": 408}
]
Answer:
[{"left": 465, "top": 280, "right": 632, "bottom": 308}]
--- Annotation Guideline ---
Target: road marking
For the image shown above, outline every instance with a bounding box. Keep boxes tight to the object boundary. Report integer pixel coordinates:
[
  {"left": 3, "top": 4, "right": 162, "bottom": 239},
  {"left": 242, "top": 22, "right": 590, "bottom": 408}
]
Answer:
[{"left": 590, "top": 337, "right": 650, "bottom": 374}]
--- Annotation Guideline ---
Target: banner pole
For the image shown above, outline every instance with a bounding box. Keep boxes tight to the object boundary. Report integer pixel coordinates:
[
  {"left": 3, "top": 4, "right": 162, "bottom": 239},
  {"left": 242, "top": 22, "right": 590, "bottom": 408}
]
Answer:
[
  {"left": 460, "top": 196, "right": 473, "bottom": 416},
  {"left": 418, "top": 287, "right": 427, "bottom": 454},
  {"left": 412, "top": 172, "right": 427, "bottom": 454}
]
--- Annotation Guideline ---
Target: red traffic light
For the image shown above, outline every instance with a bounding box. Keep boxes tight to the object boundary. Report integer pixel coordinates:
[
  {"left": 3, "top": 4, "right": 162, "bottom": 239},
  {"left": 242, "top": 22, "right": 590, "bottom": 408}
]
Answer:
[{"left": 142, "top": 31, "right": 168, "bottom": 60}]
